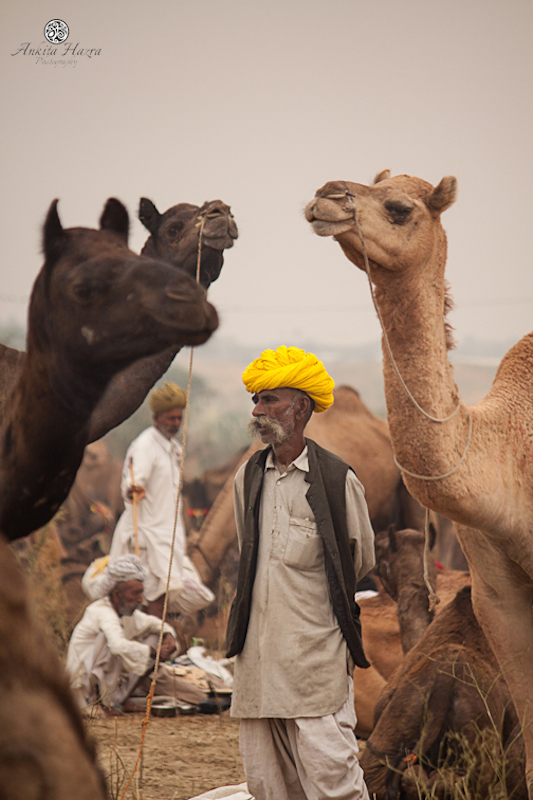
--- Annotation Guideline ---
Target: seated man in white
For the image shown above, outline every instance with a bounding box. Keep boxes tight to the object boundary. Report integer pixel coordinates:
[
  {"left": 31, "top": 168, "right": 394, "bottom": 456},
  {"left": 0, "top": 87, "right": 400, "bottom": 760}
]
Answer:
[{"left": 67, "top": 555, "right": 207, "bottom": 713}]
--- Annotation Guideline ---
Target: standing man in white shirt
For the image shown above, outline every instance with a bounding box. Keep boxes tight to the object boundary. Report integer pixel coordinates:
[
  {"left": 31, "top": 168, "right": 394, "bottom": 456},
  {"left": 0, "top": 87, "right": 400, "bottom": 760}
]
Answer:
[
  {"left": 226, "top": 347, "right": 375, "bottom": 800},
  {"left": 109, "top": 382, "right": 214, "bottom": 619}
]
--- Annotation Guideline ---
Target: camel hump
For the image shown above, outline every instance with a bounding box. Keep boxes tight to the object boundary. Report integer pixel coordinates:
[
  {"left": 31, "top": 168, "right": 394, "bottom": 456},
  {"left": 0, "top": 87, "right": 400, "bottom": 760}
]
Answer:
[{"left": 331, "top": 385, "right": 375, "bottom": 418}]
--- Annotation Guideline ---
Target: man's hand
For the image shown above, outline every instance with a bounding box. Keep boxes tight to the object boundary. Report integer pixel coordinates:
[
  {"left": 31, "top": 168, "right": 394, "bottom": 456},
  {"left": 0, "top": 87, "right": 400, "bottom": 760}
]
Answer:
[
  {"left": 150, "top": 633, "right": 177, "bottom": 661},
  {"left": 127, "top": 484, "right": 146, "bottom": 502},
  {"left": 160, "top": 633, "right": 178, "bottom": 661}
]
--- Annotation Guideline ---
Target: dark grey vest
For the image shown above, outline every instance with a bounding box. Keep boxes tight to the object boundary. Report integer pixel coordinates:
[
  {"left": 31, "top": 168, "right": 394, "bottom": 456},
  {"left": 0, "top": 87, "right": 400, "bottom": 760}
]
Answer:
[{"left": 225, "top": 438, "right": 370, "bottom": 668}]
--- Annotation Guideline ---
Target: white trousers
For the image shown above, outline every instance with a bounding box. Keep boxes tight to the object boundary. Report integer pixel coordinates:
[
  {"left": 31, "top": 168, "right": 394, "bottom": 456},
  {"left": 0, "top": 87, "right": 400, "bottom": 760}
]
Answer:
[{"left": 239, "top": 682, "right": 369, "bottom": 800}]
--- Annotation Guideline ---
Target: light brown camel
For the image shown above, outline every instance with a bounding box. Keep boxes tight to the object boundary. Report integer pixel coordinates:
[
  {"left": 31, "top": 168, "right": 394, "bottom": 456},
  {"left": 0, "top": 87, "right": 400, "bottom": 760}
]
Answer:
[
  {"left": 0, "top": 196, "right": 237, "bottom": 443},
  {"left": 306, "top": 169, "right": 533, "bottom": 796},
  {"left": 0, "top": 199, "right": 218, "bottom": 797},
  {"left": 360, "top": 587, "right": 526, "bottom": 799}
]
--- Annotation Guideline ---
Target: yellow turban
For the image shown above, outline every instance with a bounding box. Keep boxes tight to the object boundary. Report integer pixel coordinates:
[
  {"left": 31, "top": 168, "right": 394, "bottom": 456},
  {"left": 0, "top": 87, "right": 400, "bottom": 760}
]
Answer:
[
  {"left": 149, "top": 382, "right": 187, "bottom": 415},
  {"left": 242, "top": 346, "right": 334, "bottom": 413}
]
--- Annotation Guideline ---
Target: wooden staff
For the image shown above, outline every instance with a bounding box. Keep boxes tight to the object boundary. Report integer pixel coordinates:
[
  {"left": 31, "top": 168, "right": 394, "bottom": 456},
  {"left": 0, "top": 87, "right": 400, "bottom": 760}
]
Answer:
[{"left": 129, "top": 457, "right": 140, "bottom": 558}]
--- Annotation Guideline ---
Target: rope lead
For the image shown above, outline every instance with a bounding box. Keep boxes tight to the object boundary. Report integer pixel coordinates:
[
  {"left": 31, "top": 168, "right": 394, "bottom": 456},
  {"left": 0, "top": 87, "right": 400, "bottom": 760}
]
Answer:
[{"left": 120, "top": 215, "right": 207, "bottom": 800}]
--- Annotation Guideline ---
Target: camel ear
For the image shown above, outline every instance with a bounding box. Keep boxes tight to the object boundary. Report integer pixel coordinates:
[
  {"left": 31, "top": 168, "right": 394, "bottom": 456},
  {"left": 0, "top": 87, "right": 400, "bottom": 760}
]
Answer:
[
  {"left": 42, "top": 199, "right": 66, "bottom": 265},
  {"left": 427, "top": 176, "right": 457, "bottom": 214},
  {"left": 139, "top": 197, "right": 162, "bottom": 235},
  {"left": 373, "top": 169, "right": 391, "bottom": 184},
  {"left": 99, "top": 198, "right": 129, "bottom": 242}
]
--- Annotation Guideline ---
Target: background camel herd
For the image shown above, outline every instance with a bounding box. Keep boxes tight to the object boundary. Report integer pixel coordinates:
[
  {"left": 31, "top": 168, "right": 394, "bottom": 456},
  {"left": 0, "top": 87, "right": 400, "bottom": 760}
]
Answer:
[{"left": 1, "top": 171, "right": 532, "bottom": 799}]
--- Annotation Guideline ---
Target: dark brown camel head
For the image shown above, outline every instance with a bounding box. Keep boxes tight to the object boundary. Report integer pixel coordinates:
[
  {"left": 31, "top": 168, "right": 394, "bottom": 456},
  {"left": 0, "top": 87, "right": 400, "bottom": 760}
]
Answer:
[
  {"left": 139, "top": 198, "right": 238, "bottom": 288},
  {"left": 30, "top": 198, "right": 218, "bottom": 404}
]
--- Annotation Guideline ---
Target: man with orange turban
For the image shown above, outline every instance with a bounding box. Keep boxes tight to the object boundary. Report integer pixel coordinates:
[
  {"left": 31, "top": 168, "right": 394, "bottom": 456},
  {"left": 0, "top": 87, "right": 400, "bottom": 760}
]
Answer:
[
  {"left": 226, "top": 347, "right": 374, "bottom": 800},
  {"left": 109, "top": 383, "right": 214, "bottom": 623}
]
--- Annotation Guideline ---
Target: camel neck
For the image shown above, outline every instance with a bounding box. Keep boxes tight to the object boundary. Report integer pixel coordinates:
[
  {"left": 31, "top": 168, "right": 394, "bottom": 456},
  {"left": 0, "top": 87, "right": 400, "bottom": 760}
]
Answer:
[{"left": 370, "top": 262, "right": 468, "bottom": 503}]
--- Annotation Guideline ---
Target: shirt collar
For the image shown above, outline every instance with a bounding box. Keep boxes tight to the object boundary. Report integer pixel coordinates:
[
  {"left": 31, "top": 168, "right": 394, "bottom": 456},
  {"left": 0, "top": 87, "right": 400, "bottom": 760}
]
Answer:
[
  {"left": 265, "top": 445, "right": 309, "bottom": 473},
  {"left": 151, "top": 426, "right": 181, "bottom": 455}
]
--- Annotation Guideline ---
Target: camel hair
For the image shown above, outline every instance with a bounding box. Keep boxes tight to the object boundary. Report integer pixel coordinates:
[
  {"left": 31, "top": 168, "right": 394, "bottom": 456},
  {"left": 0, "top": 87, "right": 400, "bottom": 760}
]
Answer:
[
  {"left": 0, "top": 197, "right": 217, "bottom": 542},
  {"left": 0, "top": 195, "right": 237, "bottom": 443},
  {"left": 306, "top": 169, "right": 533, "bottom": 796},
  {"left": 0, "top": 536, "right": 108, "bottom": 799}
]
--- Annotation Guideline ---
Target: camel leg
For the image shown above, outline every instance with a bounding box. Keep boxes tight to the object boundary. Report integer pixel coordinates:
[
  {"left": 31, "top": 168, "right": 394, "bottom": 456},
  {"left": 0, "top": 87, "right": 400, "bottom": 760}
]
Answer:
[{"left": 457, "top": 526, "right": 533, "bottom": 797}]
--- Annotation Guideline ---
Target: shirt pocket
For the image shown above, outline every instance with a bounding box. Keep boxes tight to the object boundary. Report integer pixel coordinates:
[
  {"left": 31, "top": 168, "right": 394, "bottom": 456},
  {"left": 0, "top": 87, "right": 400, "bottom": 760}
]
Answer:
[{"left": 283, "top": 517, "right": 323, "bottom": 571}]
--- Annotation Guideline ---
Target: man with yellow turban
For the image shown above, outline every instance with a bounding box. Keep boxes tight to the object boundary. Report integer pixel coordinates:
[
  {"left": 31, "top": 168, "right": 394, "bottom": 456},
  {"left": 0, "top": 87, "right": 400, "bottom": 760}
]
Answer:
[
  {"left": 109, "top": 382, "right": 214, "bottom": 624},
  {"left": 226, "top": 347, "right": 375, "bottom": 800}
]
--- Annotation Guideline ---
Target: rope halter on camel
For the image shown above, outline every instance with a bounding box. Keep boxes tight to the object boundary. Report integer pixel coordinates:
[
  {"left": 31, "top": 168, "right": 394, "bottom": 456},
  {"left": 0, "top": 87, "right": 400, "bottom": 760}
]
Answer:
[
  {"left": 337, "top": 183, "right": 475, "bottom": 611},
  {"left": 120, "top": 215, "right": 207, "bottom": 800}
]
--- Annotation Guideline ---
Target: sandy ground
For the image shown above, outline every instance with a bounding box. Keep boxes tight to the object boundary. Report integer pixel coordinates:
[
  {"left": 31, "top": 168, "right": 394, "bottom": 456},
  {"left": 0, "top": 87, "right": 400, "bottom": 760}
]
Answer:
[
  {"left": 88, "top": 711, "right": 245, "bottom": 800},
  {"left": 88, "top": 710, "right": 368, "bottom": 800}
]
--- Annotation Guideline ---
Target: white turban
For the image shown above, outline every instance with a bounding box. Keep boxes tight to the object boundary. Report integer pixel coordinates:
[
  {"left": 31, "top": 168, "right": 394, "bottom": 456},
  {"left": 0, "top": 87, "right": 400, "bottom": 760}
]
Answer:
[{"left": 98, "top": 555, "right": 147, "bottom": 598}]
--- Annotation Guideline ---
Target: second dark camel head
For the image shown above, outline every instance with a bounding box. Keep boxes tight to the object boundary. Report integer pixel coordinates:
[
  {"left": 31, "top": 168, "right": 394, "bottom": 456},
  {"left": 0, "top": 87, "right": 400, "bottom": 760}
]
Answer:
[{"left": 139, "top": 198, "right": 238, "bottom": 289}]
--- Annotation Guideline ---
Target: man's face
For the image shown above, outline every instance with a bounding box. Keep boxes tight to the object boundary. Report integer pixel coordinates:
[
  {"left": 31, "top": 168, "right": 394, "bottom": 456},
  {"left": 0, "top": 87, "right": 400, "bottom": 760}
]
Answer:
[
  {"left": 249, "top": 387, "right": 299, "bottom": 445},
  {"left": 112, "top": 579, "right": 144, "bottom": 616},
  {"left": 154, "top": 407, "right": 183, "bottom": 439}
]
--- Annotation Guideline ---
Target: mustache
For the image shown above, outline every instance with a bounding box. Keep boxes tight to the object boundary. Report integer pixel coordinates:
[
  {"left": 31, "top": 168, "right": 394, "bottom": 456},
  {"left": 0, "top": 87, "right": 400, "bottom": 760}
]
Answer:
[{"left": 247, "top": 416, "right": 289, "bottom": 444}]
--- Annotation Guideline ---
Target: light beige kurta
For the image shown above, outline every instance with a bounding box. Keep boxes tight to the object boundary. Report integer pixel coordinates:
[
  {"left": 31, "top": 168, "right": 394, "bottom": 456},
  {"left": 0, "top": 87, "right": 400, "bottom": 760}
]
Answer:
[{"left": 231, "top": 446, "right": 375, "bottom": 719}]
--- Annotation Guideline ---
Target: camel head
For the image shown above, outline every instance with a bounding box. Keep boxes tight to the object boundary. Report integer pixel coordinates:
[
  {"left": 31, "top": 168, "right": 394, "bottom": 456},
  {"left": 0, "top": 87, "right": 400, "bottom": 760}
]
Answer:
[
  {"left": 305, "top": 171, "right": 457, "bottom": 274},
  {"left": 30, "top": 198, "right": 218, "bottom": 387},
  {"left": 375, "top": 525, "right": 437, "bottom": 603},
  {"left": 139, "top": 197, "right": 238, "bottom": 289}
]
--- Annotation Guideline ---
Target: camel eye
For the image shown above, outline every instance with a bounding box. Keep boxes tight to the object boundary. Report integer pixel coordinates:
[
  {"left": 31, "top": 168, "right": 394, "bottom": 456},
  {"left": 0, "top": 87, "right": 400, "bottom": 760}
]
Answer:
[
  {"left": 70, "top": 279, "right": 108, "bottom": 304},
  {"left": 384, "top": 200, "right": 413, "bottom": 224},
  {"left": 166, "top": 222, "right": 183, "bottom": 239}
]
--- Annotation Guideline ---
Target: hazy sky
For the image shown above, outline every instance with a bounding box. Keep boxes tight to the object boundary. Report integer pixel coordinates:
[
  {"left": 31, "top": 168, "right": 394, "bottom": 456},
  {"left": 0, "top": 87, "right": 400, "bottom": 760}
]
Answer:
[{"left": 2, "top": 0, "right": 532, "bottom": 355}]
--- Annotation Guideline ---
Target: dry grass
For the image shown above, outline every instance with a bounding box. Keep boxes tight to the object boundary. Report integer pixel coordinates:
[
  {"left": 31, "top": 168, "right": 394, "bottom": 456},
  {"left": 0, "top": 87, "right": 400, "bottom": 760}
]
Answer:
[{"left": 376, "top": 662, "right": 526, "bottom": 800}]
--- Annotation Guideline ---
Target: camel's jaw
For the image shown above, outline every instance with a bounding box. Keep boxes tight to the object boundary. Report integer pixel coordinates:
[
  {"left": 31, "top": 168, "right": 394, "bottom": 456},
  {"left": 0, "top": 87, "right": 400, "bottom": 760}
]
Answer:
[
  {"left": 201, "top": 231, "right": 237, "bottom": 251},
  {"left": 151, "top": 288, "right": 219, "bottom": 341},
  {"left": 198, "top": 203, "right": 239, "bottom": 251},
  {"left": 309, "top": 218, "right": 355, "bottom": 238},
  {"left": 305, "top": 196, "right": 354, "bottom": 238}
]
